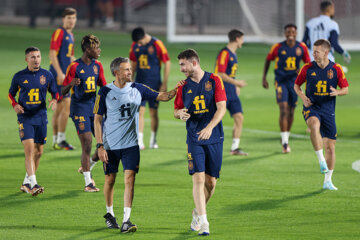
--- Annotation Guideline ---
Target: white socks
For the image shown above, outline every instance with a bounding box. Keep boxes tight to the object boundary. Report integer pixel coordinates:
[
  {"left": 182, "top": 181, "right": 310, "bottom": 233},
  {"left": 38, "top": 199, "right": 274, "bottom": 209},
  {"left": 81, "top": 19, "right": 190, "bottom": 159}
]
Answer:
[
  {"left": 106, "top": 205, "right": 115, "bottom": 217},
  {"left": 150, "top": 131, "right": 156, "bottom": 145},
  {"left": 281, "top": 131, "right": 290, "bottom": 145},
  {"left": 324, "top": 170, "right": 334, "bottom": 183},
  {"left": 231, "top": 138, "right": 240, "bottom": 151},
  {"left": 53, "top": 135, "right": 57, "bottom": 145},
  {"left": 315, "top": 149, "right": 326, "bottom": 164},
  {"left": 28, "top": 175, "right": 37, "bottom": 188},
  {"left": 138, "top": 132, "right": 144, "bottom": 146},
  {"left": 89, "top": 157, "right": 97, "bottom": 171},
  {"left": 83, "top": 171, "right": 92, "bottom": 186},
  {"left": 123, "top": 207, "right": 131, "bottom": 223},
  {"left": 23, "top": 173, "right": 30, "bottom": 185},
  {"left": 199, "top": 214, "right": 209, "bottom": 225},
  {"left": 57, "top": 132, "right": 66, "bottom": 144}
]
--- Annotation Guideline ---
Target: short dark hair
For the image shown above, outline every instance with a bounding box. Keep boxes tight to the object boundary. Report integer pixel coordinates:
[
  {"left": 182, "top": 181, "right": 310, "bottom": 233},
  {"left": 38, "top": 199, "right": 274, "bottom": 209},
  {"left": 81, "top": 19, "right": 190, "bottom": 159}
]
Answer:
[
  {"left": 284, "top": 23, "right": 297, "bottom": 30},
  {"left": 228, "top": 29, "right": 244, "bottom": 42},
  {"left": 25, "top": 46, "right": 40, "bottom": 55},
  {"left": 62, "top": 7, "right": 77, "bottom": 17},
  {"left": 81, "top": 34, "right": 100, "bottom": 52},
  {"left": 177, "top": 49, "right": 200, "bottom": 63},
  {"left": 110, "top": 57, "right": 129, "bottom": 76},
  {"left": 320, "top": 1, "right": 333, "bottom": 13},
  {"left": 132, "top": 27, "right": 145, "bottom": 42},
  {"left": 314, "top": 39, "right": 331, "bottom": 50}
]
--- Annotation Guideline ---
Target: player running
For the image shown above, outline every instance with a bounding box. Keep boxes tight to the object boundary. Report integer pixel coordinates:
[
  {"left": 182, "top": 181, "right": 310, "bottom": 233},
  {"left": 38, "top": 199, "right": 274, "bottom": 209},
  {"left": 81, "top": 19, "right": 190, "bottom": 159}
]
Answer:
[
  {"left": 49, "top": 7, "right": 77, "bottom": 150},
  {"left": 62, "top": 35, "right": 106, "bottom": 192},
  {"left": 294, "top": 39, "right": 349, "bottom": 190},
  {"left": 9, "top": 47, "right": 58, "bottom": 196},
  {"left": 262, "top": 24, "right": 310, "bottom": 153},
  {"left": 215, "top": 29, "right": 248, "bottom": 156},
  {"left": 174, "top": 49, "right": 227, "bottom": 236},
  {"left": 94, "top": 57, "right": 180, "bottom": 233}
]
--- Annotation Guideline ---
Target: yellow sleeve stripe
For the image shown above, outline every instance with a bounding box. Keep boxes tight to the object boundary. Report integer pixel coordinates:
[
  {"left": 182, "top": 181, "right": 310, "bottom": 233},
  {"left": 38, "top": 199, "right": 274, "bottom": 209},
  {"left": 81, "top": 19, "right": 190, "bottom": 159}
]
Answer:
[
  {"left": 298, "top": 63, "right": 310, "bottom": 76},
  {"left": 65, "top": 62, "right": 76, "bottom": 76},
  {"left": 53, "top": 29, "right": 62, "bottom": 42},
  {"left": 93, "top": 95, "right": 100, "bottom": 114},
  {"left": 220, "top": 51, "right": 228, "bottom": 65},
  {"left": 155, "top": 40, "right": 168, "bottom": 55},
  {"left": 335, "top": 64, "right": 346, "bottom": 79},
  {"left": 216, "top": 75, "right": 225, "bottom": 90},
  {"left": 269, "top": 43, "right": 280, "bottom": 55}
]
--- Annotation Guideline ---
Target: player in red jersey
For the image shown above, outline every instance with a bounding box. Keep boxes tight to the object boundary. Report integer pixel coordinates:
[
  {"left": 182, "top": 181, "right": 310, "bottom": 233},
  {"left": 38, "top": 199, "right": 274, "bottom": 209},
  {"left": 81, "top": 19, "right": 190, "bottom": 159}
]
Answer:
[
  {"left": 294, "top": 39, "right": 349, "bottom": 190},
  {"left": 129, "top": 27, "right": 171, "bottom": 150},
  {"left": 9, "top": 47, "right": 59, "bottom": 196},
  {"left": 262, "top": 24, "right": 310, "bottom": 153},
  {"left": 50, "top": 7, "right": 77, "bottom": 150},
  {"left": 62, "top": 35, "right": 107, "bottom": 192}
]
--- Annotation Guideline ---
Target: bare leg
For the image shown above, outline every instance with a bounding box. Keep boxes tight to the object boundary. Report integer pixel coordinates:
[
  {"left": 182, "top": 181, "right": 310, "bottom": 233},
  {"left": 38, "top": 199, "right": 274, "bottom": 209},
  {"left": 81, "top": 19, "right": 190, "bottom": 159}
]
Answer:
[
  {"left": 232, "top": 112, "right": 243, "bottom": 139},
  {"left": 138, "top": 106, "right": 146, "bottom": 134},
  {"left": 57, "top": 98, "right": 70, "bottom": 133},
  {"left": 278, "top": 102, "right": 289, "bottom": 132},
  {"left": 149, "top": 108, "right": 159, "bottom": 133},
  {"left": 104, "top": 173, "right": 116, "bottom": 207},
  {"left": 33, "top": 143, "right": 44, "bottom": 172},
  {"left": 306, "top": 116, "right": 322, "bottom": 151},
  {"left": 192, "top": 172, "right": 206, "bottom": 215},
  {"left": 323, "top": 138, "right": 336, "bottom": 170},
  {"left": 124, "top": 170, "right": 136, "bottom": 208},
  {"left": 78, "top": 132, "right": 93, "bottom": 171},
  {"left": 204, "top": 174, "right": 217, "bottom": 204},
  {"left": 22, "top": 139, "right": 35, "bottom": 176}
]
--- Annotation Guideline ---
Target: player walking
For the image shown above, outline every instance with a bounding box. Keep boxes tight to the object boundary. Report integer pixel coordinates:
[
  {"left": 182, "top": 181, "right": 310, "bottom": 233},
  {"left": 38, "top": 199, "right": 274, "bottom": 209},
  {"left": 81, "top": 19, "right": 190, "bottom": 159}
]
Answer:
[
  {"left": 62, "top": 35, "right": 107, "bottom": 192},
  {"left": 294, "top": 39, "right": 349, "bottom": 190},
  {"left": 174, "top": 49, "right": 227, "bottom": 236},
  {"left": 50, "top": 7, "right": 77, "bottom": 150},
  {"left": 263, "top": 24, "right": 310, "bottom": 153},
  {"left": 129, "top": 27, "right": 171, "bottom": 150},
  {"left": 9, "top": 47, "right": 58, "bottom": 196}
]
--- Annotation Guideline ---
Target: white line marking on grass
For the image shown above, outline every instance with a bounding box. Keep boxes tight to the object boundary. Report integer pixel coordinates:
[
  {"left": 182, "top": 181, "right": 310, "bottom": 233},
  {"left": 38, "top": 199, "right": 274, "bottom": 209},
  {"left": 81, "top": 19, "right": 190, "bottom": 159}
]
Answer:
[
  {"left": 352, "top": 160, "right": 360, "bottom": 173},
  {"left": 148, "top": 119, "right": 360, "bottom": 143}
]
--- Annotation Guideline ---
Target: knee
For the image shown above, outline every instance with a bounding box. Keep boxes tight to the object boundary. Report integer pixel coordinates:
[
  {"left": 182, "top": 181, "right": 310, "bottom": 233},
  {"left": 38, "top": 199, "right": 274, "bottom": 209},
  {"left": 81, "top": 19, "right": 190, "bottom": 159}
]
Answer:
[
  {"left": 234, "top": 113, "right": 243, "bottom": 125},
  {"left": 82, "top": 138, "right": 92, "bottom": 153},
  {"left": 34, "top": 149, "right": 43, "bottom": 159},
  {"left": 325, "top": 144, "right": 335, "bottom": 155},
  {"left": 205, "top": 177, "right": 216, "bottom": 191},
  {"left": 124, "top": 173, "right": 135, "bottom": 186}
]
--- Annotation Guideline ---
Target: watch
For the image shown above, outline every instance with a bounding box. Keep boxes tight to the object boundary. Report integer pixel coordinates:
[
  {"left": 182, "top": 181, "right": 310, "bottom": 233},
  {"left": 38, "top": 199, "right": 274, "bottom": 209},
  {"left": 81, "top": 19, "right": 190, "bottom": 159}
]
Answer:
[{"left": 96, "top": 143, "right": 104, "bottom": 149}]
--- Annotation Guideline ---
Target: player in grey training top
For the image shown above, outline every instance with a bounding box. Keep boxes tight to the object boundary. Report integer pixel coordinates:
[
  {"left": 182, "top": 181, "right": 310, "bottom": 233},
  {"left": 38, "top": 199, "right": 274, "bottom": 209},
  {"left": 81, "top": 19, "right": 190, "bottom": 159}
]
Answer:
[{"left": 93, "top": 57, "right": 181, "bottom": 233}]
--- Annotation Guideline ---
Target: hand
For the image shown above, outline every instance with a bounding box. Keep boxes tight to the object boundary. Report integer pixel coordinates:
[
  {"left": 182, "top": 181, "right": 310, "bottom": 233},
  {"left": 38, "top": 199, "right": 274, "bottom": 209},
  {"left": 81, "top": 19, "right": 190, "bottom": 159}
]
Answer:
[
  {"left": 262, "top": 79, "right": 269, "bottom": 89},
  {"left": 71, "top": 78, "right": 81, "bottom": 87},
  {"left": 176, "top": 80, "right": 186, "bottom": 88},
  {"left": 197, "top": 125, "right": 213, "bottom": 141},
  {"left": 14, "top": 104, "right": 24, "bottom": 114},
  {"left": 343, "top": 50, "right": 351, "bottom": 64},
  {"left": 178, "top": 108, "right": 190, "bottom": 121},
  {"left": 329, "top": 86, "right": 338, "bottom": 96},
  {"left": 48, "top": 99, "right": 57, "bottom": 111},
  {"left": 235, "top": 80, "right": 247, "bottom": 88},
  {"left": 302, "top": 96, "right": 313, "bottom": 107},
  {"left": 159, "top": 82, "right": 167, "bottom": 92},
  {"left": 56, "top": 73, "right": 65, "bottom": 85},
  {"left": 98, "top": 147, "right": 109, "bottom": 164}
]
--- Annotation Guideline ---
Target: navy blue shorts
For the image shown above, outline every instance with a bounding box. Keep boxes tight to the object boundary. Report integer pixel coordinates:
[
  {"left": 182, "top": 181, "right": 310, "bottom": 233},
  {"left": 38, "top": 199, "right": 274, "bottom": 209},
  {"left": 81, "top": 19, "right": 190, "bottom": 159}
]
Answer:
[
  {"left": 303, "top": 107, "right": 337, "bottom": 140},
  {"left": 57, "top": 85, "right": 70, "bottom": 101},
  {"left": 103, "top": 145, "right": 140, "bottom": 174},
  {"left": 140, "top": 98, "right": 159, "bottom": 109},
  {"left": 187, "top": 143, "right": 223, "bottom": 178},
  {"left": 275, "top": 81, "right": 298, "bottom": 107},
  {"left": 226, "top": 97, "right": 243, "bottom": 116},
  {"left": 71, "top": 115, "right": 94, "bottom": 135},
  {"left": 18, "top": 121, "right": 47, "bottom": 144}
]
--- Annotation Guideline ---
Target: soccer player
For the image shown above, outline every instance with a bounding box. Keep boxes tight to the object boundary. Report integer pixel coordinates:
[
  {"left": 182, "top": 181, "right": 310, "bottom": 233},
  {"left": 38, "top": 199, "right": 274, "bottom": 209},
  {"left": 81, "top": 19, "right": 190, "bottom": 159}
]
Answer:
[
  {"left": 50, "top": 7, "right": 77, "bottom": 150},
  {"left": 174, "top": 49, "right": 227, "bottom": 236},
  {"left": 8, "top": 47, "right": 58, "bottom": 196},
  {"left": 303, "top": 0, "right": 351, "bottom": 65},
  {"left": 94, "top": 57, "right": 180, "bottom": 232},
  {"left": 294, "top": 39, "right": 349, "bottom": 190},
  {"left": 129, "top": 27, "right": 171, "bottom": 150},
  {"left": 62, "top": 35, "right": 107, "bottom": 192},
  {"left": 215, "top": 29, "right": 248, "bottom": 156},
  {"left": 262, "top": 24, "right": 311, "bottom": 153}
]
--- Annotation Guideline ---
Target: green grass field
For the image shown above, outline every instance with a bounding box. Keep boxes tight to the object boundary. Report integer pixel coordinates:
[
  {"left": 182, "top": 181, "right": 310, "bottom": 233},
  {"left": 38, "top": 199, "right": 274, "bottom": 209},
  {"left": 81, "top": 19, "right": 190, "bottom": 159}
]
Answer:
[{"left": 0, "top": 25, "right": 359, "bottom": 239}]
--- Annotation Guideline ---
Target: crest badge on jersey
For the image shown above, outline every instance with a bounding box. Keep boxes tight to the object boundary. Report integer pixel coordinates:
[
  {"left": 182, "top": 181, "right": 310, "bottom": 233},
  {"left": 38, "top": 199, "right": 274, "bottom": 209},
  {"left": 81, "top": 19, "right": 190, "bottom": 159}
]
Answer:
[
  {"left": 40, "top": 75, "right": 46, "bottom": 85},
  {"left": 93, "top": 65, "right": 98, "bottom": 75},
  {"left": 79, "top": 122, "right": 85, "bottom": 131},
  {"left": 327, "top": 69, "right": 334, "bottom": 79},
  {"left": 205, "top": 81, "right": 212, "bottom": 91},
  {"left": 188, "top": 160, "right": 194, "bottom": 171},
  {"left": 230, "top": 57, "right": 234, "bottom": 61},
  {"left": 296, "top": 47, "right": 302, "bottom": 56},
  {"left": 281, "top": 50, "right": 287, "bottom": 55},
  {"left": 148, "top": 46, "right": 154, "bottom": 55}
]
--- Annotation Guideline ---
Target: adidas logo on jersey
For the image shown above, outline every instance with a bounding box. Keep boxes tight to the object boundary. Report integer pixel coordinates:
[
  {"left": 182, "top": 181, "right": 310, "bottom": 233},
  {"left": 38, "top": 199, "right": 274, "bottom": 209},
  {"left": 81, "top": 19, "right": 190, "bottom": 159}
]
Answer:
[
  {"left": 23, "top": 80, "right": 28, "bottom": 84},
  {"left": 112, "top": 97, "right": 117, "bottom": 100},
  {"left": 311, "top": 72, "right": 316, "bottom": 76},
  {"left": 80, "top": 69, "right": 85, "bottom": 73},
  {"left": 187, "top": 89, "right": 192, "bottom": 94},
  {"left": 281, "top": 50, "right": 286, "bottom": 55}
]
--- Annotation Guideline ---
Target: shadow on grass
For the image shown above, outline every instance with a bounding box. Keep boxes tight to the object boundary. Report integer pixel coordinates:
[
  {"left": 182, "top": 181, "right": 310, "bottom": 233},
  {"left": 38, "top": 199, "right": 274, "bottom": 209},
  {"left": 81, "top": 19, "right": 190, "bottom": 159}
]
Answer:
[
  {"left": 0, "top": 190, "right": 80, "bottom": 207},
  {"left": 223, "top": 189, "right": 324, "bottom": 213},
  {"left": 154, "top": 158, "right": 187, "bottom": 167},
  {"left": 0, "top": 153, "right": 25, "bottom": 160},
  {"left": 222, "top": 152, "right": 280, "bottom": 165}
]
